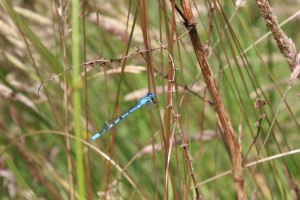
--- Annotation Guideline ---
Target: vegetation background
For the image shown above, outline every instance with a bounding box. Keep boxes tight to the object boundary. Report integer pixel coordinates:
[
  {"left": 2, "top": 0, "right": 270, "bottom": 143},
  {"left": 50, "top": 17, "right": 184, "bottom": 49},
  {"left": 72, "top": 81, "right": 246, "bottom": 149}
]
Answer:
[{"left": 0, "top": 0, "right": 300, "bottom": 199}]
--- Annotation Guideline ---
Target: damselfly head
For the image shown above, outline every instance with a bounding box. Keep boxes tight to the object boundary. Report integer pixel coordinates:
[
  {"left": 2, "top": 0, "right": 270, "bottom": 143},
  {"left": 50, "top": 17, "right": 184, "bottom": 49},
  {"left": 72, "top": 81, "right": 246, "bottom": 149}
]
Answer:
[
  {"left": 146, "top": 92, "right": 155, "bottom": 98},
  {"left": 147, "top": 92, "right": 156, "bottom": 103}
]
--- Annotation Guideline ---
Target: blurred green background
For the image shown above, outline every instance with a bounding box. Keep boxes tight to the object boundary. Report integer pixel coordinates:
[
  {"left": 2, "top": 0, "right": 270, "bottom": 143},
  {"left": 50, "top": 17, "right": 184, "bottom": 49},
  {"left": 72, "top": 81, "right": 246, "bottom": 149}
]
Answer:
[{"left": 0, "top": 0, "right": 300, "bottom": 199}]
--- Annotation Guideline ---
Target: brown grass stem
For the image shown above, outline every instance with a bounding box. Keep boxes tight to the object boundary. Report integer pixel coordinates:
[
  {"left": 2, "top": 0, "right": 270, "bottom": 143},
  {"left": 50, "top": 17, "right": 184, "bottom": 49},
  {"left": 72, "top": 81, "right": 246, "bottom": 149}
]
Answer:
[{"left": 179, "top": 0, "right": 245, "bottom": 199}]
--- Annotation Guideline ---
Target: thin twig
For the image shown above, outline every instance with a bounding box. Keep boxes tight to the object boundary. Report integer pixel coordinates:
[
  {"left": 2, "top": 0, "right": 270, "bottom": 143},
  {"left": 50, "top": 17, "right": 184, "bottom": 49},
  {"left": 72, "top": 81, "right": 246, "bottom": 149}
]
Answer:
[
  {"left": 242, "top": 98, "right": 266, "bottom": 165},
  {"left": 155, "top": 36, "right": 177, "bottom": 199},
  {"left": 36, "top": 29, "right": 192, "bottom": 99},
  {"left": 176, "top": 116, "right": 200, "bottom": 200},
  {"left": 156, "top": 35, "right": 200, "bottom": 199}
]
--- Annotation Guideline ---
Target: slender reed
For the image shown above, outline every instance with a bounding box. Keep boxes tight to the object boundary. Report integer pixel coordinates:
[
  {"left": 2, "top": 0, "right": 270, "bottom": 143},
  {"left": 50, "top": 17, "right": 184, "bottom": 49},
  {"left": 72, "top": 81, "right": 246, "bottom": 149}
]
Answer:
[{"left": 178, "top": 0, "right": 245, "bottom": 199}]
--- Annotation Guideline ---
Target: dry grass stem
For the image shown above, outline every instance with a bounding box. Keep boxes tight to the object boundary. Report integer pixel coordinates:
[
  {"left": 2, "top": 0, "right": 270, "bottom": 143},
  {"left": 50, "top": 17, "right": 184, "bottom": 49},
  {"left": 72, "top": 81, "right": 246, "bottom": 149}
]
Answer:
[
  {"left": 36, "top": 29, "right": 192, "bottom": 99},
  {"left": 156, "top": 35, "right": 200, "bottom": 199},
  {"left": 179, "top": 0, "right": 245, "bottom": 199}
]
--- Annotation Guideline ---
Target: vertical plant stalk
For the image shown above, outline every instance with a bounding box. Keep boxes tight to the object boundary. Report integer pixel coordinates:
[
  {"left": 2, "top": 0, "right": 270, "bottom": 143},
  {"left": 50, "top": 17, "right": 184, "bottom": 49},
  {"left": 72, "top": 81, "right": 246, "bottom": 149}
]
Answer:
[
  {"left": 255, "top": 0, "right": 299, "bottom": 77},
  {"left": 57, "top": 0, "right": 75, "bottom": 199},
  {"left": 156, "top": 36, "right": 200, "bottom": 199},
  {"left": 71, "top": 0, "right": 86, "bottom": 199},
  {"left": 156, "top": 37, "right": 174, "bottom": 200},
  {"left": 179, "top": 0, "right": 245, "bottom": 199},
  {"left": 176, "top": 119, "right": 200, "bottom": 199}
]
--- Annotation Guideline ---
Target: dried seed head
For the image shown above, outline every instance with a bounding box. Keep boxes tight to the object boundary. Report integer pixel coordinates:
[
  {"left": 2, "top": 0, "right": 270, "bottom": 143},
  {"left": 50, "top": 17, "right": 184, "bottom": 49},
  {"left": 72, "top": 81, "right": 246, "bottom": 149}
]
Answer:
[
  {"left": 254, "top": 98, "right": 266, "bottom": 108},
  {"left": 290, "top": 54, "right": 300, "bottom": 82},
  {"left": 256, "top": 0, "right": 299, "bottom": 77}
]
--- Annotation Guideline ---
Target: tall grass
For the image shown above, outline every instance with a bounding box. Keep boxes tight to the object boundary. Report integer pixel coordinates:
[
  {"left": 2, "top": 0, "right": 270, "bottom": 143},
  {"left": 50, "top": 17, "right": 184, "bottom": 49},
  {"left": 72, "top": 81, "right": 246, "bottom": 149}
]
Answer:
[{"left": 0, "top": 0, "right": 300, "bottom": 199}]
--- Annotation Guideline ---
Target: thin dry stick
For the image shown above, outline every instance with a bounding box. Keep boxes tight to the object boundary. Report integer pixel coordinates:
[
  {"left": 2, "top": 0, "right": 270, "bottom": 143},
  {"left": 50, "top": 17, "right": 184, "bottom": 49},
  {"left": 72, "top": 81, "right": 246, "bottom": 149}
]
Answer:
[
  {"left": 36, "top": 29, "right": 192, "bottom": 99},
  {"left": 156, "top": 31, "right": 201, "bottom": 198},
  {"left": 138, "top": 32, "right": 210, "bottom": 199},
  {"left": 176, "top": 117, "right": 200, "bottom": 199},
  {"left": 244, "top": 83, "right": 292, "bottom": 200},
  {"left": 196, "top": 148, "right": 300, "bottom": 187},
  {"left": 156, "top": 36, "right": 200, "bottom": 199},
  {"left": 242, "top": 98, "right": 266, "bottom": 165},
  {"left": 155, "top": 37, "right": 176, "bottom": 108},
  {"left": 179, "top": 0, "right": 245, "bottom": 199},
  {"left": 156, "top": 36, "right": 179, "bottom": 199}
]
